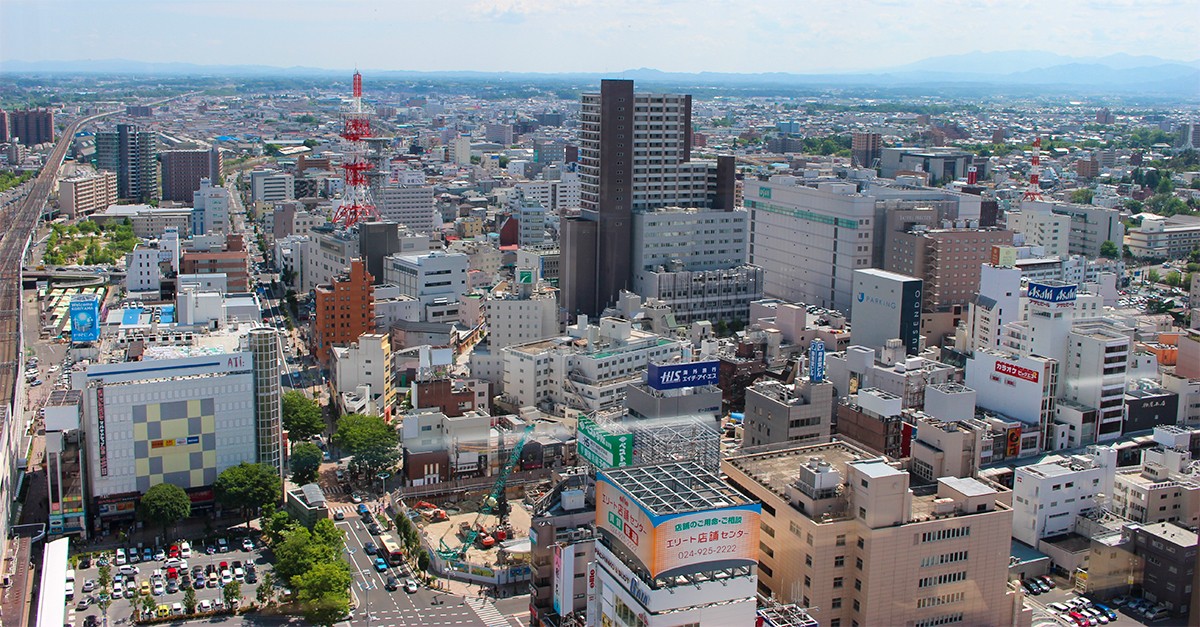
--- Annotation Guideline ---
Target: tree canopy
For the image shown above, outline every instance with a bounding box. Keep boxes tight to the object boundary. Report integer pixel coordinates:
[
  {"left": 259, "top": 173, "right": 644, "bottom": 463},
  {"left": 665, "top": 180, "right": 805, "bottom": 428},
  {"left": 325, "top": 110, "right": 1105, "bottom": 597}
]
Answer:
[
  {"left": 138, "top": 482, "right": 191, "bottom": 537},
  {"left": 290, "top": 442, "right": 324, "bottom": 485},
  {"left": 214, "top": 463, "right": 282, "bottom": 524},
  {"left": 282, "top": 390, "right": 324, "bottom": 442},
  {"left": 294, "top": 561, "right": 353, "bottom": 625},
  {"left": 1099, "top": 240, "right": 1120, "bottom": 259},
  {"left": 333, "top": 413, "right": 397, "bottom": 456}
]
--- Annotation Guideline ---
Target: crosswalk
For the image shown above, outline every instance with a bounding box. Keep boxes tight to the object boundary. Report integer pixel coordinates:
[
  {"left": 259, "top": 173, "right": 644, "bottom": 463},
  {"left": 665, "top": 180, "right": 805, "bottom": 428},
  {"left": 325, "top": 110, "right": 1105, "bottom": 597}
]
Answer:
[{"left": 464, "top": 596, "right": 509, "bottom": 627}]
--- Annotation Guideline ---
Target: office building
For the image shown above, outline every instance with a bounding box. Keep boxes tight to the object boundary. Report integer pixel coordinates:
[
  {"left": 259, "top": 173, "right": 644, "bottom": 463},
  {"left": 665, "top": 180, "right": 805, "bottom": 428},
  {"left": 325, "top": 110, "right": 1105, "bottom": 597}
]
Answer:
[
  {"left": 468, "top": 268, "right": 559, "bottom": 393},
  {"left": 191, "top": 178, "right": 231, "bottom": 236},
  {"left": 593, "top": 463, "right": 760, "bottom": 627},
  {"left": 59, "top": 170, "right": 118, "bottom": 219},
  {"left": 179, "top": 235, "right": 250, "bottom": 293},
  {"left": 485, "top": 122, "right": 514, "bottom": 146},
  {"left": 96, "top": 124, "right": 158, "bottom": 202},
  {"left": 561, "top": 80, "right": 735, "bottom": 318},
  {"left": 378, "top": 171, "right": 439, "bottom": 233},
  {"left": 631, "top": 206, "right": 763, "bottom": 324},
  {"left": 1006, "top": 209, "right": 1071, "bottom": 259},
  {"left": 9, "top": 108, "right": 54, "bottom": 146},
  {"left": 94, "top": 204, "right": 192, "bottom": 239},
  {"left": 964, "top": 350, "right": 1058, "bottom": 451},
  {"left": 885, "top": 226, "right": 1012, "bottom": 314},
  {"left": 500, "top": 316, "right": 685, "bottom": 413},
  {"left": 723, "top": 441, "right": 1016, "bottom": 627},
  {"left": 43, "top": 390, "right": 87, "bottom": 538},
  {"left": 879, "top": 147, "right": 980, "bottom": 183},
  {"left": 1126, "top": 215, "right": 1200, "bottom": 259},
  {"left": 382, "top": 250, "right": 469, "bottom": 322},
  {"left": 850, "top": 269, "right": 924, "bottom": 356},
  {"left": 271, "top": 201, "right": 324, "bottom": 240},
  {"left": 1111, "top": 438, "right": 1200, "bottom": 528},
  {"left": 312, "top": 259, "right": 375, "bottom": 365},
  {"left": 358, "top": 221, "right": 430, "bottom": 287},
  {"left": 827, "top": 341, "right": 956, "bottom": 410},
  {"left": 1015, "top": 200, "right": 1124, "bottom": 259},
  {"left": 160, "top": 148, "right": 222, "bottom": 203},
  {"left": 514, "top": 200, "right": 546, "bottom": 248},
  {"left": 303, "top": 225, "right": 359, "bottom": 293},
  {"left": 331, "top": 333, "right": 395, "bottom": 418},
  {"left": 958, "top": 263, "right": 1022, "bottom": 356},
  {"left": 0, "top": 109, "right": 7, "bottom": 142},
  {"left": 852, "top": 131, "right": 882, "bottom": 168},
  {"left": 528, "top": 471, "right": 595, "bottom": 626},
  {"left": 249, "top": 169, "right": 294, "bottom": 203},
  {"left": 743, "top": 378, "right": 835, "bottom": 447},
  {"left": 1011, "top": 448, "right": 1116, "bottom": 547},
  {"left": 1060, "top": 320, "right": 1132, "bottom": 442},
  {"left": 1131, "top": 523, "right": 1196, "bottom": 617}
]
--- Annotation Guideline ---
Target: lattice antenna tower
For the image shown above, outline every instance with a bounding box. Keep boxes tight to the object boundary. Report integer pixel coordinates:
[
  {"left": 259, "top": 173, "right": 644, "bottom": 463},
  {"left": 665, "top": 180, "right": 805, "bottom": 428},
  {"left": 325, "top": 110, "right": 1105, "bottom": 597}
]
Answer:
[{"left": 331, "top": 70, "right": 379, "bottom": 227}]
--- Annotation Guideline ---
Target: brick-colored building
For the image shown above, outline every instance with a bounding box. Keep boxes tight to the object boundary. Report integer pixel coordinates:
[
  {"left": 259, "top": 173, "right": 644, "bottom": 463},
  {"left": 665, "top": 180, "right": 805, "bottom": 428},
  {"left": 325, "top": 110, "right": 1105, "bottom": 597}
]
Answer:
[
  {"left": 180, "top": 234, "right": 250, "bottom": 292},
  {"left": 160, "top": 148, "right": 222, "bottom": 202},
  {"left": 312, "top": 259, "right": 375, "bottom": 365}
]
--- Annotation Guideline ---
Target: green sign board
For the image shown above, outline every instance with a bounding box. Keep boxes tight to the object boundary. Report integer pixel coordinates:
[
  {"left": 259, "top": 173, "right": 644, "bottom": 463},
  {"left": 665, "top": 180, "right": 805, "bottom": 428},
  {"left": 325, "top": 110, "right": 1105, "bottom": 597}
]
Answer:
[
  {"left": 758, "top": 186, "right": 772, "bottom": 199},
  {"left": 518, "top": 270, "right": 533, "bottom": 284},
  {"left": 577, "top": 415, "right": 633, "bottom": 469}
]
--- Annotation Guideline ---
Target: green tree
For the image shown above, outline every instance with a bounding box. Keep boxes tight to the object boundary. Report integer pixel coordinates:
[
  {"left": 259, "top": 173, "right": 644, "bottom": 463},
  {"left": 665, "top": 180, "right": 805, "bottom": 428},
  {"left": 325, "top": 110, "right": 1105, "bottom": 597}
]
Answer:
[
  {"left": 1164, "top": 271, "right": 1183, "bottom": 287},
  {"left": 347, "top": 439, "right": 400, "bottom": 477},
  {"left": 223, "top": 580, "right": 242, "bottom": 609},
  {"left": 416, "top": 549, "right": 431, "bottom": 572},
  {"left": 293, "top": 561, "right": 353, "bottom": 626},
  {"left": 140, "top": 593, "right": 155, "bottom": 617},
  {"left": 264, "top": 143, "right": 282, "bottom": 157},
  {"left": 262, "top": 507, "right": 300, "bottom": 546},
  {"left": 1099, "top": 240, "right": 1120, "bottom": 259},
  {"left": 257, "top": 571, "right": 276, "bottom": 605},
  {"left": 183, "top": 586, "right": 197, "bottom": 614},
  {"left": 333, "top": 413, "right": 397, "bottom": 456},
  {"left": 97, "top": 563, "right": 111, "bottom": 591},
  {"left": 290, "top": 442, "right": 323, "bottom": 484},
  {"left": 138, "top": 482, "right": 192, "bottom": 539},
  {"left": 1070, "top": 188, "right": 1094, "bottom": 205},
  {"left": 283, "top": 390, "right": 324, "bottom": 441},
  {"left": 1146, "top": 268, "right": 1161, "bottom": 283},
  {"left": 214, "top": 463, "right": 282, "bottom": 528}
]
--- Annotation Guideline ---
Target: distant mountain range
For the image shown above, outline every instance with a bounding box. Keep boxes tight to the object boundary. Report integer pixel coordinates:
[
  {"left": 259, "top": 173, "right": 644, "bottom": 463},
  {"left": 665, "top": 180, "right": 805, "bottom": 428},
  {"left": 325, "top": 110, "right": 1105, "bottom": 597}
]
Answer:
[{"left": 2, "top": 50, "right": 1197, "bottom": 97}]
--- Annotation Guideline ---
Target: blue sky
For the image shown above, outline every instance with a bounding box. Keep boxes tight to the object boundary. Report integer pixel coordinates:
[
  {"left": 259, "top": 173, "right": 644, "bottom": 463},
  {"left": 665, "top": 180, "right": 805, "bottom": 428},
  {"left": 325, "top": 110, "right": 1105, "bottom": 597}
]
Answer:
[{"left": 1, "top": 0, "right": 1196, "bottom": 73}]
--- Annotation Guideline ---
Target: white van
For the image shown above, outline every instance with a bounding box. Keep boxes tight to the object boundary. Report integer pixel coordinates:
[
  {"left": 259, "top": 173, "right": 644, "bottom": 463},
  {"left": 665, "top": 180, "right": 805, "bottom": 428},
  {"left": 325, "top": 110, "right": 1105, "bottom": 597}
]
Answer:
[{"left": 64, "top": 569, "right": 75, "bottom": 600}]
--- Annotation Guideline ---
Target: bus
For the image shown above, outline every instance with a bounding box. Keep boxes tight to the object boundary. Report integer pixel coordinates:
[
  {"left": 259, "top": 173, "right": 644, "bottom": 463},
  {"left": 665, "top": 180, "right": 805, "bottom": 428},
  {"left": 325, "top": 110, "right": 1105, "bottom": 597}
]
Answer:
[{"left": 380, "top": 535, "right": 405, "bottom": 566}]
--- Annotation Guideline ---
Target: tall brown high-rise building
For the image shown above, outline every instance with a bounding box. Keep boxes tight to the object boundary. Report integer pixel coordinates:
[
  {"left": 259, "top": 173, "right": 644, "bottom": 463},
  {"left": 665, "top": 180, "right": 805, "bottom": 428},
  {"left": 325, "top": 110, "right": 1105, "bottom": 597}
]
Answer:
[
  {"left": 160, "top": 148, "right": 222, "bottom": 202},
  {"left": 312, "top": 259, "right": 375, "bottom": 365},
  {"left": 9, "top": 108, "right": 54, "bottom": 146},
  {"left": 852, "top": 131, "right": 882, "bottom": 168},
  {"left": 560, "top": 79, "right": 734, "bottom": 318},
  {"left": 0, "top": 110, "right": 9, "bottom": 143}
]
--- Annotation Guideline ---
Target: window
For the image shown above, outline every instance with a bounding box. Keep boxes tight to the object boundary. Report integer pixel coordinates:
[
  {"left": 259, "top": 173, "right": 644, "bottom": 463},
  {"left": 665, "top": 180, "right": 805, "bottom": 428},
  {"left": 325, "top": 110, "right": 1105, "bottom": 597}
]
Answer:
[
  {"left": 857, "top": 538, "right": 865, "bottom": 549},
  {"left": 836, "top": 534, "right": 846, "bottom": 546},
  {"left": 758, "top": 562, "right": 773, "bottom": 577},
  {"left": 853, "top": 600, "right": 860, "bottom": 611},
  {"left": 833, "top": 577, "right": 844, "bottom": 588},
  {"left": 804, "top": 575, "right": 811, "bottom": 587},
  {"left": 805, "top": 554, "right": 812, "bottom": 567},
  {"left": 832, "top": 598, "right": 843, "bottom": 609},
  {"left": 854, "top": 579, "right": 862, "bottom": 591},
  {"left": 856, "top": 557, "right": 863, "bottom": 570},
  {"left": 834, "top": 556, "right": 845, "bottom": 567}
]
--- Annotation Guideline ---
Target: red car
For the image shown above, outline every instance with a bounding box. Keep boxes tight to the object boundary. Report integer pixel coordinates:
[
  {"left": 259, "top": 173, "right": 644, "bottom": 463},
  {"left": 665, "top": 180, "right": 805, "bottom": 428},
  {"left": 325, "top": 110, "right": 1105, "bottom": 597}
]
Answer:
[
  {"left": 167, "top": 567, "right": 178, "bottom": 580},
  {"left": 219, "top": 561, "right": 228, "bottom": 570},
  {"left": 1067, "top": 611, "right": 1089, "bottom": 627},
  {"left": 168, "top": 545, "right": 180, "bottom": 558}
]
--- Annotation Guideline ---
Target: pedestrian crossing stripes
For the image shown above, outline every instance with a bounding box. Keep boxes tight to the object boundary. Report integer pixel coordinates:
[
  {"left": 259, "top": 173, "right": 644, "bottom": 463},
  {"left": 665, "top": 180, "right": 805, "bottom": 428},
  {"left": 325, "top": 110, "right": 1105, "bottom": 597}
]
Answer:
[{"left": 465, "top": 596, "right": 509, "bottom": 627}]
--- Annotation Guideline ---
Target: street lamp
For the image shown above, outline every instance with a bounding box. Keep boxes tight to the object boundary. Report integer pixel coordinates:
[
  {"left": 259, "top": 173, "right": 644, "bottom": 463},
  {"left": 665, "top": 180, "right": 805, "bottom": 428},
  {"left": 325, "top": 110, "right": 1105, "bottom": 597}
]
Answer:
[
  {"left": 345, "top": 546, "right": 371, "bottom": 626},
  {"left": 376, "top": 472, "right": 391, "bottom": 497}
]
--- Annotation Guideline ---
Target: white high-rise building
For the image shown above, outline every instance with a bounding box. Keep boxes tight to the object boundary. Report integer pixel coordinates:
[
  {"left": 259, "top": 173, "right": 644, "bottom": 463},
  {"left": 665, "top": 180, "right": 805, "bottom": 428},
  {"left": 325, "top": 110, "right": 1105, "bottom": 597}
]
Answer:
[
  {"left": 452, "top": 135, "right": 472, "bottom": 165},
  {"left": 378, "top": 171, "right": 438, "bottom": 233},
  {"left": 1011, "top": 448, "right": 1116, "bottom": 547},
  {"left": 959, "top": 264, "right": 1022, "bottom": 355},
  {"left": 1006, "top": 209, "right": 1071, "bottom": 259},
  {"left": 191, "top": 178, "right": 231, "bottom": 235},
  {"left": 382, "top": 250, "right": 469, "bottom": 321},
  {"left": 468, "top": 267, "right": 559, "bottom": 392},
  {"left": 249, "top": 170, "right": 294, "bottom": 203}
]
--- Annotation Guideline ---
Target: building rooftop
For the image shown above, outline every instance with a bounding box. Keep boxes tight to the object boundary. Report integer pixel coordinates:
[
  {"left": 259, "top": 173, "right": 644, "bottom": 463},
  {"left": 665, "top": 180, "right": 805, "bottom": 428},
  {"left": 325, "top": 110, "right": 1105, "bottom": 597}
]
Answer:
[
  {"left": 601, "top": 461, "right": 748, "bottom": 517},
  {"left": 941, "top": 475, "right": 994, "bottom": 497},
  {"left": 1138, "top": 522, "right": 1198, "bottom": 547},
  {"left": 726, "top": 441, "right": 878, "bottom": 499}
]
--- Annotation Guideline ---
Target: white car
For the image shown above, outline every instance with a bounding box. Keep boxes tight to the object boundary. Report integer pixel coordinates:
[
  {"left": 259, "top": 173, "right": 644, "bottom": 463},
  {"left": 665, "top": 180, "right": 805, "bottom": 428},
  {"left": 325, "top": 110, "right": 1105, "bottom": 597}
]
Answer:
[
  {"left": 152, "top": 581, "right": 164, "bottom": 596},
  {"left": 112, "top": 581, "right": 124, "bottom": 596},
  {"left": 179, "top": 542, "right": 192, "bottom": 558},
  {"left": 221, "top": 570, "right": 233, "bottom": 585},
  {"left": 163, "top": 558, "right": 188, "bottom": 569},
  {"left": 233, "top": 567, "right": 245, "bottom": 582},
  {"left": 241, "top": 538, "right": 254, "bottom": 551},
  {"left": 81, "top": 579, "right": 96, "bottom": 593},
  {"left": 115, "top": 548, "right": 127, "bottom": 565},
  {"left": 198, "top": 599, "right": 213, "bottom": 612},
  {"left": 117, "top": 565, "right": 139, "bottom": 576}
]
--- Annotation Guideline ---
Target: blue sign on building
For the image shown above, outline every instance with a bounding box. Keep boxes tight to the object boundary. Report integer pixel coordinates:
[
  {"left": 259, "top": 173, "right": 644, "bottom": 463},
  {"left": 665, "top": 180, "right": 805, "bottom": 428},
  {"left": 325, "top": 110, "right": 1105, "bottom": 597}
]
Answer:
[
  {"left": 1027, "top": 282, "right": 1077, "bottom": 304},
  {"left": 646, "top": 361, "right": 720, "bottom": 391},
  {"left": 70, "top": 295, "right": 101, "bottom": 343},
  {"left": 809, "top": 339, "right": 826, "bottom": 383}
]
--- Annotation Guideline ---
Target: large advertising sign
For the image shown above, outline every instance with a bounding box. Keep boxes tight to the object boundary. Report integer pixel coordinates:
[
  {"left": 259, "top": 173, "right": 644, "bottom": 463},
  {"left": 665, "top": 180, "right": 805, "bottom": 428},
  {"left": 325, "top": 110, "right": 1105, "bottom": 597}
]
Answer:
[
  {"left": 70, "top": 295, "right": 101, "bottom": 343},
  {"left": 646, "top": 361, "right": 720, "bottom": 391},
  {"left": 96, "top": 386, "right": 108, "bottom": 476},
  {"left": 552, "top": 543, "right": 575, "bottom": 615},
  {"left": 1005, "top": 426, "right": 1022, "bottom": 457},
  {"left": 577, "top": 415, "right": 633, "bottom": 469},
  {"left": 1027, "top": 282, "right": 1078, "bottom": 305},
  {"left": 595, "top": 473, "right": 761, "bottom": 579},
  {"left": 995, "top": 360, "right": 1040, "bottom": 384}
]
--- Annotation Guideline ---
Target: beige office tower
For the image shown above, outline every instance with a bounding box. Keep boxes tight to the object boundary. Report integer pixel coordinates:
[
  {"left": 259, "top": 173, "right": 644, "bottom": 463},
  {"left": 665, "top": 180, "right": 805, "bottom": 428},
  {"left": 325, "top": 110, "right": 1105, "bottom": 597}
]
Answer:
[
  {"left": 724, "top": 441, "right": 1022, "bottom": 627},
  {"left": 249, "top": 327, "right": 284, "bottom": 476}
]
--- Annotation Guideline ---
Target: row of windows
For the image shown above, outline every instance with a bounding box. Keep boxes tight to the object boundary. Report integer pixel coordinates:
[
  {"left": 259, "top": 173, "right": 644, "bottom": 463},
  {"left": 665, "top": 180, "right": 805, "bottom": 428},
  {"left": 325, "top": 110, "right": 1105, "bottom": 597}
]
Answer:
[
  {"left": 917, "top": 592, "right": 965, "bottom": 608},
  {"left": 920, "top": 526, "right": 971, "bottom": 543},
  {"left": 918, "top": 571, "right": 967, "bottom": 588},
  {"left": 914, "top": 612, "right": 964, "bottom": 627},
  {"left": 921, "top": 551, "right": 968, "bottom": 568}
]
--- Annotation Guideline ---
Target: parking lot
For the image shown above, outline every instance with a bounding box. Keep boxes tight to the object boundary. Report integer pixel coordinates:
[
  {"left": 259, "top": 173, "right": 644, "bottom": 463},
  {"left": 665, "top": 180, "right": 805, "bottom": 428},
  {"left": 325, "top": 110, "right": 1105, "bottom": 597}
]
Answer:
[
  {"left": 67, "top": 534, "right": 266, "bottom": 626},
  {"left": 1024, "top": 581, "right": 1188, "bottom": 627}
]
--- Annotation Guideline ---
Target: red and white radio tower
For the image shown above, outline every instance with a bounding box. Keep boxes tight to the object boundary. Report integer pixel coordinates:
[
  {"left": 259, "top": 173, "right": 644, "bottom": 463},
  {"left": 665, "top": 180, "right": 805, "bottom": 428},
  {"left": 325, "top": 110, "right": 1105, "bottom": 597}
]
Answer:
[
  {"left": 331, "top": 70, "right": 379, "bottom": 228},
  {"left": 1022, "top": 135, "right": 1044, "bottom": 201}
]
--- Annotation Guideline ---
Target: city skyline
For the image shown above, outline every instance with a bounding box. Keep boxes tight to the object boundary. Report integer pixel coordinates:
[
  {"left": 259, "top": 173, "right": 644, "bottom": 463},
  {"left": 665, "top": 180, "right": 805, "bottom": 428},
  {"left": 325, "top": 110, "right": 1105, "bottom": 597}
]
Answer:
[{"left": 1, "top": 0, "right": 1197, "bottom": 75}]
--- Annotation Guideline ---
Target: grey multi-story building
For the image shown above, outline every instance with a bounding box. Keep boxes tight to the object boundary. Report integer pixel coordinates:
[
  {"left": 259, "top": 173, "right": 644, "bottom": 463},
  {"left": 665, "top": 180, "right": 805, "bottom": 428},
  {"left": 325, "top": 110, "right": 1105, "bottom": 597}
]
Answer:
[
  {"left": 96, "top": 124, "right": 158, "bottom": 202},
  {"left": 743, "top": 378, "right": 835, "bottom": 448},
  {"left": 560, "top": 80, "right": 735, "bottom": 318}
]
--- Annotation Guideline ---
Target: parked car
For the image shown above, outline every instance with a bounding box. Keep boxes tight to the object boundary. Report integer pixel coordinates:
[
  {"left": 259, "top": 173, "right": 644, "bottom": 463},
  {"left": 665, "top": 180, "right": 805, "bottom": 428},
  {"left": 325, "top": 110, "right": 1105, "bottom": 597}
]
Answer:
[
  {"left": 115, "top": 549, "right": 127, "bottom": 566},
  {"left": 154, "top": 548, "right": 166, "bottom": 561},
  {"left": 142, "top": 548, "right": 153, "bottom": 562},
  {"left": 242, "top": 538, "right": 255, "bottom": 551},
  {"left": 1093, "top": 604, "right": 1117, "bottom": 620},
  {"left": 179, "top": 542, "right": 192, "bottom": 558},
  {"left": 368, "top": 523, "right": 383, "bottom": 535},
  {"left": 1037, "top": 575, "right": 1055, "bottom": 589},
  {"left": 217, "top": 538, "right": 229, "bottom": 553},
  {"left": 198, "top": 599, "right": 213, "bottom": 612},
  {"left": 81, "top": 579, "right": 96, "bottom": 593}
]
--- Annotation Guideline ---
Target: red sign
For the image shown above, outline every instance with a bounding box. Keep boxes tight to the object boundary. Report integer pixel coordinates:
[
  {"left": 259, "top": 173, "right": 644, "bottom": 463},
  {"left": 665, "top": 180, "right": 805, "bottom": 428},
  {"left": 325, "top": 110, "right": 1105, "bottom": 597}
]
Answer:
[
  {"left": 995, "top": 360, "right": 1039, "bottom": 383},
  {"left": 1006, "top": 426, "right": 1022, "bottom": 457}
]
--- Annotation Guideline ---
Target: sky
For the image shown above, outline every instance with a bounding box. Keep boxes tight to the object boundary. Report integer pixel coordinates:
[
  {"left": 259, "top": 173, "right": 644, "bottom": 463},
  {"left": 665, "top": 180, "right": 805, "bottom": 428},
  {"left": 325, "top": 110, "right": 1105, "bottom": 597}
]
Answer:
[{"left": 0, "top": 0, "right": 1196, "bottom": 74}]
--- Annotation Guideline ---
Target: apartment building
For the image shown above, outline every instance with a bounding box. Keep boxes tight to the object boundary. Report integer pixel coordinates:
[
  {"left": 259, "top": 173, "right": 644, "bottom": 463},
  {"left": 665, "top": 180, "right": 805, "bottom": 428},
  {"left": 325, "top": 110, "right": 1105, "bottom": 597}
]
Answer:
[
  {"left": 1010, "top": 448, "right": 1116, "bottom": 548},
  {"left": 95, "top": 124, "right": 158, "bottom": 202},
  {"left": 59, "top": 170, "right": 117, "bottom": 219},
  {"left": 249, "top": 169, "right": 294, "bottom": 203},
  {"left": 330, "top": 333, "right": 395, "bottom": 419},
  {"left": 724, "top": 441, "right": 1016, "bottom": 627},
  {"left": 312, "top": 259, "right": 375, "bottom": 365},
  {"left": 160, "top": 148, "right": 222, "bottom": 203},
  {"left": 743, "top": 378, "right": 834, "bottom": 447}
]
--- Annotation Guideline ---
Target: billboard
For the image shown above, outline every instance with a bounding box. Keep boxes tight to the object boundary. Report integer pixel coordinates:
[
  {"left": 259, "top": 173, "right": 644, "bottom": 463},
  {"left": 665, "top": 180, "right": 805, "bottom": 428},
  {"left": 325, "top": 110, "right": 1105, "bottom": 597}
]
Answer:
[
  {"left": 96, "top": 386, "right": 108, "bottom": 476},
  {"left": 70, "top": 294, "right": 101, "bottom": 343},
  {"left": 990, "top": 245, "right": 1018, "bottom": 268},
  {"left": 808, "top": 340, "right": 826, "bottom": 383},
  {"left": 577, "top": 415, "right": 633, "bottom": 469},
  {"left": 552, "top": 542, "right": 575, "bottom": 615},
  {"left": 1027, "top": 282, "right": 1077, "bottom": 305},
  {"left": 646, "top": 361, "right": 720, "bottom": 391},
  {"left": 994, "top": 359, "right": 1040, "bottom": 383},
  {"left": 594, "top": 473, "right": 761, "bottom": 579},
  {"left": 1005, "top": 426, "right": 1022, "bottom": 457}
]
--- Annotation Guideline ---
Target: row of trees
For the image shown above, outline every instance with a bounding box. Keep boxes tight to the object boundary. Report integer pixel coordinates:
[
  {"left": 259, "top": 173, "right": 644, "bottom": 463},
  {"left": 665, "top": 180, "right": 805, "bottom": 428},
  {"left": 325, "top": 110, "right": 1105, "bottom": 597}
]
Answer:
[
  {"left": 137, "top": 462, "right": 282, "bottom": 537},
  {"left": 262, "top": 509, "right": 352, "bottom": 625}
]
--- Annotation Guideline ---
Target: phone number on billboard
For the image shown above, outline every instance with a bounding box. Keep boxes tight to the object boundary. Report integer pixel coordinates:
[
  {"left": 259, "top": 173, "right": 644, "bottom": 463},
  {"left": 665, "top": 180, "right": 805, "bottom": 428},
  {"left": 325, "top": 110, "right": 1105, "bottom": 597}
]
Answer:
[{"left": 676, "top": 545, "right": 740, "bottom": 560}]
